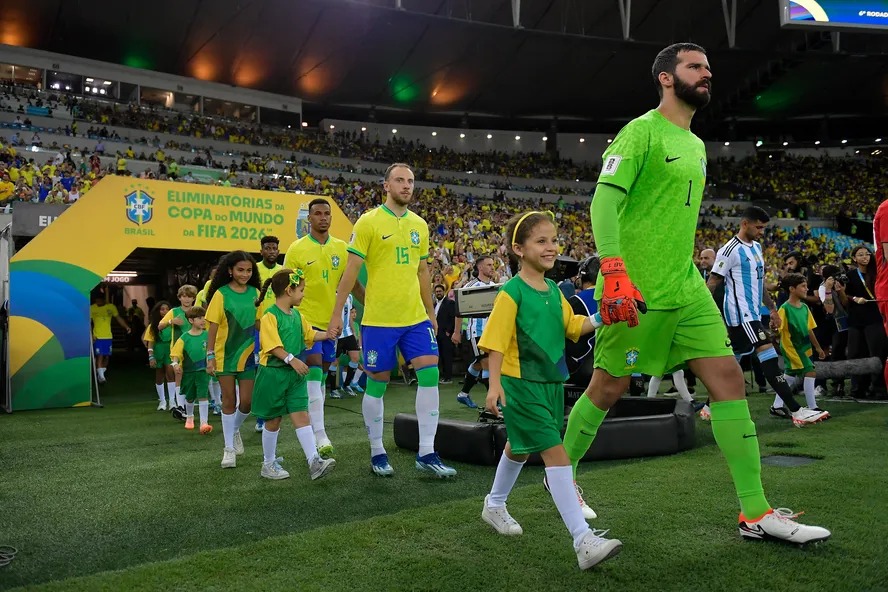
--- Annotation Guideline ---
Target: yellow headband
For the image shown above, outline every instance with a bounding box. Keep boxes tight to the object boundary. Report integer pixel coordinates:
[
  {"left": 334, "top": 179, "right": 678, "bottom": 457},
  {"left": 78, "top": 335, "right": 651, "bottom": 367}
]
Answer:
[{"left": 511, "top": 210, "right": 555, "bottom": 246}]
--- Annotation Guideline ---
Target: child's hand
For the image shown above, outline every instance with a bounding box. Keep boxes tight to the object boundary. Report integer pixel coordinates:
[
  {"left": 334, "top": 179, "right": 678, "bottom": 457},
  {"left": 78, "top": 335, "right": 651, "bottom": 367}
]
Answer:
[
  {"left": 206, "top": 359, "right": 216, "bottom": 376},
  {"left": 816, "top": 348, "right": 826, "bottom": 360},
  {"left": 290, "top": 358, "right": 309, "bottom": 376},
  {"left": 486, "top": 382, "right": 506, "bottom": 417},
  {"left": 149, "top": 358, "right": 156, "bottom": 369},
  {"left": 171, "top": 316, "right": 185, "bottom": 326}
]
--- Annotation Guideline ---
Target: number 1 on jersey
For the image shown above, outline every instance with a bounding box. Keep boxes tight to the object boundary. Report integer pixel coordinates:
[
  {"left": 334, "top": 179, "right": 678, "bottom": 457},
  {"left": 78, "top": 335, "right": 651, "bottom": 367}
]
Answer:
[{"left": 685, "top": 180, "right": 692, "bottom": 207}]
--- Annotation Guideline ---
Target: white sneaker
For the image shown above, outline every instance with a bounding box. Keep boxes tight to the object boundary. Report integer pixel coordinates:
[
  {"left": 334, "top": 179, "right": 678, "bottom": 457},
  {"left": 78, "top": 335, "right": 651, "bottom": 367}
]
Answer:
[
  {"left": 543, "top": 477, "right": 597, "bottom": 520},
  {"left": 791, "top": 407, "right": 829, "bottom": 426},
  {"left": 156, "top": 400, "right": 167, "bottom": 411},
  {"left": 309, "top": 456, "right": 336, "bottom": 480},
  {"left": 221, "top": 447, "right": 237, "bottom": 469},
  {"left": 261, "top": 457, "right": 290, "bottom": 480},
  {"left": 575, "top": 529, "right": 623, "bottom": 570},
  {"left": 481, "top": 495, "right": 523, "bottom": 535},
  {"left": 233, "top": 430, "right": 245, "bottom": 455},
  {"left": 739, "top": 508, "right": 831, "bottom": 544}
]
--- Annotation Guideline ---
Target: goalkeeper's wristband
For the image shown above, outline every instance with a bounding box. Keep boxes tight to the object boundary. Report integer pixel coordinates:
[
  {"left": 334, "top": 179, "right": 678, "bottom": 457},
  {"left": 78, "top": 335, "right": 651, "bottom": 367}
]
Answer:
[{"left": 600, "top": 257, "right": 627, "bottom": 275}]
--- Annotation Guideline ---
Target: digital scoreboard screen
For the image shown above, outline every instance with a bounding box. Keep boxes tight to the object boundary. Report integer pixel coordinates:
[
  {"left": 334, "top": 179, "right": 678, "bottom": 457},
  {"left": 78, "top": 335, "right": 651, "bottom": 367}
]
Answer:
[{"left": 780, "top": 0, "right": 888, "bottom": 31}]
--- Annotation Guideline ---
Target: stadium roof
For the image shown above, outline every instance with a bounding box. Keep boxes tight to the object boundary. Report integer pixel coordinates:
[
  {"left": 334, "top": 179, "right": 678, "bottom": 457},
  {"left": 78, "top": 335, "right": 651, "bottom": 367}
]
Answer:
[{"left": 7, "top": 0, "right": 888, "bottom": 136}]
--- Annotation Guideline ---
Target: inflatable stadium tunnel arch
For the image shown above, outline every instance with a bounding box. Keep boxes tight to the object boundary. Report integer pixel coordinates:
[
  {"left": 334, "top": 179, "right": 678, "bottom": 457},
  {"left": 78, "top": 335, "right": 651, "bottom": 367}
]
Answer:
[{"left": 9, "top": 177, "right": 353, "bottom": 411}]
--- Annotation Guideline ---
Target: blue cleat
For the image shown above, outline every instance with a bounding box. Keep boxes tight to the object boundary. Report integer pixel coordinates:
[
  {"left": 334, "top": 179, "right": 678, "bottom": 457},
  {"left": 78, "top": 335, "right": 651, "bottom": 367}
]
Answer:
[
  {"left": 457, "top": 393, "right": 478, "bottom": 409},
  {"left": 415, "top": 452, "right": 457, "bottom": 478},
  {"left": 255, "top": 418, "right": 265, "bottom": 433},
  {"left": 349, "top": 383, "right": 364, "bottom": 394},
  {"left": 370, "top": 453, "right": 394, "bottom": 477}
]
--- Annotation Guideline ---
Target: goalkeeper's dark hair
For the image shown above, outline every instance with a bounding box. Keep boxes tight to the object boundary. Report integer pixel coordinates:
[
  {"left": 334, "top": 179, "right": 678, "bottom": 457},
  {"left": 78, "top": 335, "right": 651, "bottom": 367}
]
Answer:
[
  {"left": 782, "top": 272, "right": 807, "bottom": 292},
  {"left": 741, "top": 206, "right": 770, "bottom": 223},
  {"left": 206, "top": 251, "right": 262, "bottom": 305},
  {"left": 504, "top": 211, "right": 557, "bottom": 276},
  {"left": 256, "top": 268, "right": 301, "bottom": 306},
  {"left": 652, "top": 42, "right": 707, "bottom": 97}
]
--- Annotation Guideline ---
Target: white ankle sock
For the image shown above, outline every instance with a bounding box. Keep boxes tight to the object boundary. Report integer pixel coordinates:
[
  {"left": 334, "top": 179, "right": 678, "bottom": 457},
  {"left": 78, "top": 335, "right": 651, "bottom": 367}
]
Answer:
[
  {"left": 210, "top": 381, "right": 221, "bottom": 405},
  {"left": 416, "top": 385, "right": 440, "bottom": 456},
  {"left": 184, "top": 401, "right": 194, "bottom": 418},
  {"left": 155, "top": 383, "right": 165, "bottom": 402},
  {"left": 307, "top": 380, "right": 328, "bottom": 444},
  {"left": 221, "top": 413, "right": 236, "bottom": 449},
  {"left": 166, "top": 382, "right": 177, "bottom": 407},
  {"left": 362, "top": 395, "right": 385, "bottom": 456},
  {"left": 671, "top": 370, "right": 694, "bottom": 403},
  {"left": 295, "top": 425, "right": 318, "bottom": 464},
  {"left": 647, "top": 376, "right": 662, "bottom": 397},
  {"left": 545, "top": 465, "right": 591, "bottom": 549},
  {"left": 198, "top": 400, "right": 209, "bottom": 424},
  {"left": 488, "top": 454, "right": 525, "bottom": 507},
  {"left": 804, "top": 376, "right": 817, "bottom": 408},
  {"left": 234, "top": 408, "right": 250, "bottom": 430},
  {"left": 262, "top": 427, "right": 279, "bottom": 464}
]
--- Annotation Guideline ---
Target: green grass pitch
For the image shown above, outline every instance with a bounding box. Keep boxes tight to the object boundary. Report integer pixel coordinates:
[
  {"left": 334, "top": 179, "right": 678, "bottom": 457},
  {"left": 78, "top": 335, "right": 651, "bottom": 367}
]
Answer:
[{"left": 2, "top": 361, "right": 887, "bottom": 591}]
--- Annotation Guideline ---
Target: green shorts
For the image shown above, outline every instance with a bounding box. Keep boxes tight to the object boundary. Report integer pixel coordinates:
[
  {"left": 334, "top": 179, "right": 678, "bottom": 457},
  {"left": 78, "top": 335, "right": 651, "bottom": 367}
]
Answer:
[
  {"left": 594, "top": 296, "right": 732, "bottom": 377},
  {"left": 251, "top": 365, "right": 309, "bottom": 420},
  {"left": 501, "top": 376, "right": 564, "bottom": 455},
  {"left": 216, "top": 368, "right": 256, "bottom": 381},
  {"left": 181, "top": 371, "right": 211, "bottom": 403},
  {"left": 152, "top": 341, "right": 171, "bottom": 367},
  {"left": 782, "top": 348, "right": 815, "bottom": 376}
]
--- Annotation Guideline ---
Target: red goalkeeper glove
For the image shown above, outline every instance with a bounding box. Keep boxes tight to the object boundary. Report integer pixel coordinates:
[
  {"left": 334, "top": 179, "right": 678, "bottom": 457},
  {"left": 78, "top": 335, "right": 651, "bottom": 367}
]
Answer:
[{"left": 599, "top": 257, "right": 647, "bottom": 328}]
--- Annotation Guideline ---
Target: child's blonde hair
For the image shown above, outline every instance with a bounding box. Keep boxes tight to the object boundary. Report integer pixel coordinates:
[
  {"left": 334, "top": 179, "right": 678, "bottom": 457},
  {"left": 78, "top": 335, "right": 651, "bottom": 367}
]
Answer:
[{"left": 177, "top": 284, "right": 198, "bottom": 298}]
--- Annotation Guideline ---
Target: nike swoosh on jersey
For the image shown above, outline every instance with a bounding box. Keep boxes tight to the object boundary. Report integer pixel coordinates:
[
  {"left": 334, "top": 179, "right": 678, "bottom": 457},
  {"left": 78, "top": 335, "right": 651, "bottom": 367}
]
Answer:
[
  {"left": 382, "top": 234, "right": 394, "bottom": 240},
  {"left": 306, "top": 260, "right": 316, "bottom": 265},
  {"left": 742, "top": 433, "right": 757, "bottom": 439},
  {"left": 665, "top": 156, "right": 681, "bottom": 163}
]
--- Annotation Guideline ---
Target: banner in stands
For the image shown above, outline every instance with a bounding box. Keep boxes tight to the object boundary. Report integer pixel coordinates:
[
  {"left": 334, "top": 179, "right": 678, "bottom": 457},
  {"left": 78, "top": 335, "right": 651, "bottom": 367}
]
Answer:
[
  {"left": 9, "top": 177, "right": 352, "bottom": 411},
  {"left": 11, "top": 202, "right": 70, "bottom": 237}
]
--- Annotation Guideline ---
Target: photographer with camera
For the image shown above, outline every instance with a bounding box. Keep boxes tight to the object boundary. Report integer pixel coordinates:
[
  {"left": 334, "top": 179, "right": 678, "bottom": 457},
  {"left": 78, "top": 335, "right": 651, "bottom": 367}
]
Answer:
[{"left": 836, "top": 246, "right": 887, "bottom": 399}]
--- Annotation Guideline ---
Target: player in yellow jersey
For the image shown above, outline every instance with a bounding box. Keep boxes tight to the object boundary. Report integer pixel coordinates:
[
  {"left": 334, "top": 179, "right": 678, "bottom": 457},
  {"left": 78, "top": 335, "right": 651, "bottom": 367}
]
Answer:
[
  {"left": 254, "top": 235, "right": 282, "bottom": 432},
  {"left": 329, "top": 164, "right": 455, "bottom": 478},
  {"left": 90, "top": 292, "right": 131, "bottom": 384},
  {"left": 284, "top": 198, "right": 364, "bottom": 457}
]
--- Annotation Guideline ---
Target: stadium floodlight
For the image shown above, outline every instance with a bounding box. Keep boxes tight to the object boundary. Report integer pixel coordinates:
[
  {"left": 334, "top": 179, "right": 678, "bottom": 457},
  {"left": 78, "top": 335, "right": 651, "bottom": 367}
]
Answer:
[
  {"left": 487, "top": 134, "right": 492, "bottom": 139},
  {"left": 86, "top": 77, "right": 94, "bottom": 83},
  {"left": 432, "top": 131, "right": 437, "bottom": 136},
  {"left": 459, "top": 133, "right": 465, "bottom": 138},
  {"left": 542, "top": 136, "right": 548, "bottom": 141},
  {"left": 607, "top": 138, "right": 612, "bottom": 143},
  {"left": 876, "top": 138, "right": 882, "bottom": 143},
  {"left": 782, "top": 141, "right": 788, "bottom": 146},
  {"left": 392, "top": 128, "right": 397, "bottom": 134},
  {"left": 724, "top": 141, "right": 730, "bottom": 146},
  {"left": 579, "top": 138, "right": 585, "bottom": 143},
  {"left": 302, "top": 121, "right": 308, "bottom": 127},
  {"left": 84, "top": 86, "right": 91, "bottom": 93},
  {"left": 755, "top": 140, "right": 763, "bottom": 147},
  {"left": 814, "top": 140, "right": 820, "bottom": 145},
  {"left": 515, "top": 135, "right": 520, "bottom": 140},
  {"left": 329, "top": 124, "right": 335, "bottom": 129},
  {"left": 841, "top": 139, "right": 848, "bottom": 144},
  {"left": 361, "top": 126, "right": 366, "bottom": 132}
]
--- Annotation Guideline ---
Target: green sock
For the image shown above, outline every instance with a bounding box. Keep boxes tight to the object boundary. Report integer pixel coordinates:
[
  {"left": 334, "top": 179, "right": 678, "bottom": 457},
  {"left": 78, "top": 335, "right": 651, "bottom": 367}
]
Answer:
[
  {"left": 710, "top": 399, "right": 771, "bottom": 519},
  {"left": 563, "top": 395, "right": 608, "bottom": 478}
]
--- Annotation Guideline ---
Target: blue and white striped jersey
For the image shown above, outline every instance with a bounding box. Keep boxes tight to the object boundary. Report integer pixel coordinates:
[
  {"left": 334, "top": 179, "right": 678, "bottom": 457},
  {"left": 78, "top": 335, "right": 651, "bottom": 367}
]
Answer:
[
  {"left": 713, "top": 236, "right": 765, "bottom": 327},
  {"left": 341, "top": 294, "right": 355, "bottom": 338}
]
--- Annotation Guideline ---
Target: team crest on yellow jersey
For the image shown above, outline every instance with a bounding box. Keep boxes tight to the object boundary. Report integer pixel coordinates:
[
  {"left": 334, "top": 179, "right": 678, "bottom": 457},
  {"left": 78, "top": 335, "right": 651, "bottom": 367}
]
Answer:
[
  {"left": 410, "top": 229, "right": 420, "bottom": 245},
  {"left": 331, "top": 255, "right": 340, "bottom": 269}
]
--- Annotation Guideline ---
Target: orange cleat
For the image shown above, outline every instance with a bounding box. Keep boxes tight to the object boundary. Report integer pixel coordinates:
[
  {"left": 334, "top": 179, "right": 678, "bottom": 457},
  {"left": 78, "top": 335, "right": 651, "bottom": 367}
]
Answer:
[
  {"left": 185, "top": 417, "right": 195, "bottom": 430},
  {"left": 200, "top": 423, "right": 213, "bottom": 435}
]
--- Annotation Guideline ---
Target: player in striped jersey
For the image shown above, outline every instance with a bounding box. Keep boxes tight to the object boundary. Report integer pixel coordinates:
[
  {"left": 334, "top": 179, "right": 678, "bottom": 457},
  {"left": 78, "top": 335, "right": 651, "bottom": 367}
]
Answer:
[
  {"left": 454, "top": 255, "right": 499, "bottom": 408},
  {"left": 707, "top": 206, "right": 827, "bottom": 426},
  {"left": 330, "top": 294, "right": 364, "bottom": 398}
]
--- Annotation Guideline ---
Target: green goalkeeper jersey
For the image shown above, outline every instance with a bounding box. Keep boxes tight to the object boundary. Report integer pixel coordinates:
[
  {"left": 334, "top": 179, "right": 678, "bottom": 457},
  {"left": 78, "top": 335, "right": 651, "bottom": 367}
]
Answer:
[{"left": 594, "top": 109, "right": 709, "bottom": 310}]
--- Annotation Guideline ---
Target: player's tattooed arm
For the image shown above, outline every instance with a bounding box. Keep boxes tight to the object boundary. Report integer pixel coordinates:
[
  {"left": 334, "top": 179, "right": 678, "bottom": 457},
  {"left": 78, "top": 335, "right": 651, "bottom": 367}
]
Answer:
[{"left": 706, "top": 272, "right": 724, "bottom": 295}]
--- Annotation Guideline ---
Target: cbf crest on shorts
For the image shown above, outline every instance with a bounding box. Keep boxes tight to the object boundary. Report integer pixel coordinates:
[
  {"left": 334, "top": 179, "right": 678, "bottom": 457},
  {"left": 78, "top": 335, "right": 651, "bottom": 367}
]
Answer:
[
  {"left": 366, "top": 350, "right": 379, "bottom": 367},
  {"left": 410, "top": 229, "right": 420, "bottom": 246},
  {"left": 625, "top": 347, "right": 639, "bottom": 369},
  {"left": 124, "top": 189, "right": 154, "bottom": 226}
]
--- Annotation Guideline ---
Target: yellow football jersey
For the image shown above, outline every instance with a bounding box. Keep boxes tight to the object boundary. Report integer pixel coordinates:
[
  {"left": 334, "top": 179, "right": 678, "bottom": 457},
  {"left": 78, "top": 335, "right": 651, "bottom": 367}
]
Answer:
[
  {"left": 283, "top": 234, "right": 348, "bottom": 329},
  {"left": 256, "top": 261, "right": 283, "bottom": 311},
  {"left": 348, "top": 205, "right": 429, "bottom": 327}
]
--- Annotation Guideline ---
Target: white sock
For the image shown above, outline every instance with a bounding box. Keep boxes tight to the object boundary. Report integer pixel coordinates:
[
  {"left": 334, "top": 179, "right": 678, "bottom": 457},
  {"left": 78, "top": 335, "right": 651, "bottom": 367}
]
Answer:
[
  {"left": 234, "top": 408, "right": 250, "bottom": 430},
  {"left": 362, "top": 395, "right": 386, "bottom": 456},
  {"left": 222, "top": 413, "right": 236, "bottom": 449},
  {"left": 210, "top": 381, "right": 222, "bottom": 405},
  {"left": 235, "top": 382, "right": 240, "bottom": 407},
  {"left": 198, "top": 400, "right": 209, "bottom": 424},
  {"left": 804, "top": 376, "right": 817, "bottom": 409},
  {"left": 647, "top": 376, "right": 662, "bottom": 398},
  {"left": 166, "top": 382, "right": 177, "bottom": 407},
  {"left": 185, "top": 401, "right": 194, "bottom": 418},
  {"left": 262, "top": 427, "right": 279, "bottom": 464},
  {"left": 546, "top": 465, "right": 591, "bottom": 549},
  {"left": 97, "top": 367, "right": 106, "bottom": 380},
  {"left": 295, "top": 425, "right": 318, "bottom": 465},
  {"left": 416, "top": 385, "right": 440, "bottom": 456},
  {"left": 487, "top": 454, "right": 525, "bottom": 507},
  {"left": 176, "top": 390, "right": 187, "bottom": 408},
  {"left": 352, "top": 369, "right": 364, "bottom": 385},
  {"left": 784, "top": 374, "right": 797, "bottom": 389},
  {"left": 307, "top": 380, "right": 328, "bottom": 445},
  {"left": 155, "top": 383, "right": 165, "bottom": 402},
  {"left": 671, "top": 370, "right": 694, "bottom": 403}
]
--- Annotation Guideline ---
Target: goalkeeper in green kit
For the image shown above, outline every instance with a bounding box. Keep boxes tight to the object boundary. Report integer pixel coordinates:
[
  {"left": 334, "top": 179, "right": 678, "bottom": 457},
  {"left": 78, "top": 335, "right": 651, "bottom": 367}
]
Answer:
[{"left": 562, "top": 43, "right": 830, "bottom": 546}]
